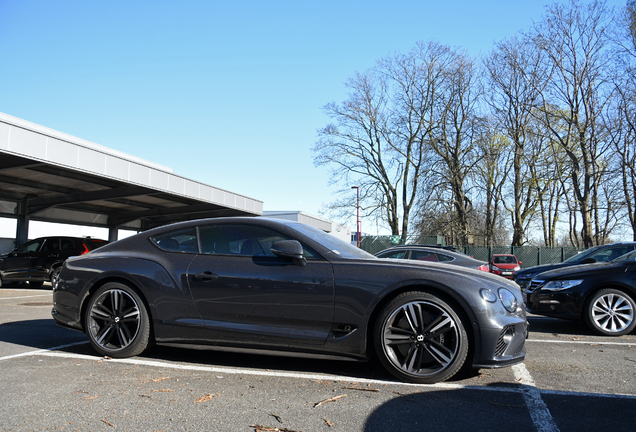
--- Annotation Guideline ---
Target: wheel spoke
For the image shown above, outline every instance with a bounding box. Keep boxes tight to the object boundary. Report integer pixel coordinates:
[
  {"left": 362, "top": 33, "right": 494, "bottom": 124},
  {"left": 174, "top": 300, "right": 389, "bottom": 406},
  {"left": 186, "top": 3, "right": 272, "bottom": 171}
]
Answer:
[
  {"left": 91, "top": 303, "right": 113, "bottom": 320},
  {"left": 404, "top": 305, "right": 419, "bottom": 333}
]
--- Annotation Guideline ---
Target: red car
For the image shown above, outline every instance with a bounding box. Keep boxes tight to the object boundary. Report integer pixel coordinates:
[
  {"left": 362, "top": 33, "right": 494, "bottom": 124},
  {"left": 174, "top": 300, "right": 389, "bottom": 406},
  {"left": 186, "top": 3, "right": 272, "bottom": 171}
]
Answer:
[{"left": 489, "top": 254, "right": 521, "bottom": 278}]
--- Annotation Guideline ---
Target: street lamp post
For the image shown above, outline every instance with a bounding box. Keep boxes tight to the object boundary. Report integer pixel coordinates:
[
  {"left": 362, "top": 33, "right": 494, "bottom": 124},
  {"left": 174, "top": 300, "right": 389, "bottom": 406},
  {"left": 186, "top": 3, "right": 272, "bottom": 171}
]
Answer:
[{"left": 351, "top": 186, "right": 360, "bottom": 247}]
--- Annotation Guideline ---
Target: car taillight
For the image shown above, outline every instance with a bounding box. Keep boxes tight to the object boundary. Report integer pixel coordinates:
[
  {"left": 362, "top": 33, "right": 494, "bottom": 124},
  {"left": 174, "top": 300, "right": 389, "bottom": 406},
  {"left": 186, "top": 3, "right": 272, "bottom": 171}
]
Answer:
[
  {"left": 80, "top": 244, "right": 90, "bottom": 255},
  {"left": 478, "top": 265, "right": 489, "bottom": 272}
]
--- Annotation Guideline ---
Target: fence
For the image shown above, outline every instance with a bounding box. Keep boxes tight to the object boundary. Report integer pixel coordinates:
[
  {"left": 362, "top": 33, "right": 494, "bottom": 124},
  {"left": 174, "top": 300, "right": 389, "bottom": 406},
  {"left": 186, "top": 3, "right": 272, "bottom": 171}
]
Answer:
[{"left": 359, "top": 235, "right": 586, "bottom": 268}]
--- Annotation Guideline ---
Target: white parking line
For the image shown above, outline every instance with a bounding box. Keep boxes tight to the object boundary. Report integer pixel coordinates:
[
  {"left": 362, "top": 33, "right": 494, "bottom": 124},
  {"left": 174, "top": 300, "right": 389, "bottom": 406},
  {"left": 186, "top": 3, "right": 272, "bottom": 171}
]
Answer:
[
  {"left": 0, "top": 294, "right": 51, "bottom": 300},
  {"left": 512, "top": 363, "right": 560, "bottom": 432},
  {"left": 527, "top": 339, "right": 636, "bottom": 346},
  {"left": 0, "top": 341, "right": 86, "bottom": 362}
]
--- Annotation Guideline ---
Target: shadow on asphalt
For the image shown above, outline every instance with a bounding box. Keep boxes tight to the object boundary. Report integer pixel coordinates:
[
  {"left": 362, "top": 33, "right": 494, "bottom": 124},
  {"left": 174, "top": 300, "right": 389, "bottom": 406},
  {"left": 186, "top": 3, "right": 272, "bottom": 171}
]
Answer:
[
  {"left": 364, "top": 384, "right": 534, "bottom": 432},
  {"left": 0, "top": 319, "right": 87, "bottom": 350}
]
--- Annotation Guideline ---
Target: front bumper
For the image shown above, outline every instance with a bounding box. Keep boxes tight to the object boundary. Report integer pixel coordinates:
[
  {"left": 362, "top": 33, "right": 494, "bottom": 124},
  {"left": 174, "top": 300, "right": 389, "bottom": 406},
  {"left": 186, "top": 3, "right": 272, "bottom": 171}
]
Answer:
[{"left": 474, "top": 320, "right": 528, "bottom": 368}]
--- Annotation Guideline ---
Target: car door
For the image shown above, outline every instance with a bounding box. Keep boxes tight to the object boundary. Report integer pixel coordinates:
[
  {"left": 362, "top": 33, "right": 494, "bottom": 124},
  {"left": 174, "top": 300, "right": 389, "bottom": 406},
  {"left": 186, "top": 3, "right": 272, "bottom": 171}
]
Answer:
[
  {"left": 31, "top": 237, "right": 61, "bottom": 279},
  {"left": 1, "top": 238, "right": 45, "bottom": 281},
  {"left": 187, "top": 223, "right": 335, "bottom": 346}
]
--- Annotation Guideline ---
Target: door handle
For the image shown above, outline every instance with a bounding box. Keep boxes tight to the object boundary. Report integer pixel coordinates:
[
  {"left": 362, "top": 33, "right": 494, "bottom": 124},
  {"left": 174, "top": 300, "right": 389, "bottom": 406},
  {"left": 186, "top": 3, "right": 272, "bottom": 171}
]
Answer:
[{"left": 192, "top": 271, "right": 219, "bottom": 281}]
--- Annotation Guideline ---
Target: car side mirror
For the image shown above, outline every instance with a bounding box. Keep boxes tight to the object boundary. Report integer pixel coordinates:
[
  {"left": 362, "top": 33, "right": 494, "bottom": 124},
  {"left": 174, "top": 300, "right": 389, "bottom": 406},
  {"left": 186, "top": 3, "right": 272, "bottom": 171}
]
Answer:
[
  {"left": 580, "top": 258, "right": 597, "bottom": 264},
  {"left": 271, "top": 240, "right": 307, "bottom": 266}
]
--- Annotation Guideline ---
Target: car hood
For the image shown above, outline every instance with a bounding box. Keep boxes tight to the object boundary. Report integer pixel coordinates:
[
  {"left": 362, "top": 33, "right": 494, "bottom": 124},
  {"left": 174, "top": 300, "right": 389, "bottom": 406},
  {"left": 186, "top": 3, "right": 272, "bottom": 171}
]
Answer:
[
  {"left": 532, "top": 262, "right": 621, "bottom": 280},
  {"left": 492, "top": 263, "right": 519, "bottom": 269},
  {"left": 516, "top": 262, "right": 570, "bottom": 275}
]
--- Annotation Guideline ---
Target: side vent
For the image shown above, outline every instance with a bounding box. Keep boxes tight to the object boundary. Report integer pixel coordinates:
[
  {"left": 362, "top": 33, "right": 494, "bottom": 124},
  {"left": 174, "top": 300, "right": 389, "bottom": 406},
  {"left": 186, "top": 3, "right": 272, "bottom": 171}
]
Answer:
[{"left": 329, "top": 323, "right": 358, "bottom": 340}]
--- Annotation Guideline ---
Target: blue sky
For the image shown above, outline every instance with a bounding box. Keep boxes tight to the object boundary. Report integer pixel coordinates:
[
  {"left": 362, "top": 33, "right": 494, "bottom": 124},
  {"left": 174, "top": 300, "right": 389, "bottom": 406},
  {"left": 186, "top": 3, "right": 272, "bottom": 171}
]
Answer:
[{"left": 0, "top": 0, "right": 629, "bottom": 238}]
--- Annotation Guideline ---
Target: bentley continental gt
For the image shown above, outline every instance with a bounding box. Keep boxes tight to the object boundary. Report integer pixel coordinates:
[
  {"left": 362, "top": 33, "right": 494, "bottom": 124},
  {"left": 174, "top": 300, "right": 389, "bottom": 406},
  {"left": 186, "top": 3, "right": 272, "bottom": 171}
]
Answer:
[{"left": 51, "top": 218, "right": 528, "bottom": 384}]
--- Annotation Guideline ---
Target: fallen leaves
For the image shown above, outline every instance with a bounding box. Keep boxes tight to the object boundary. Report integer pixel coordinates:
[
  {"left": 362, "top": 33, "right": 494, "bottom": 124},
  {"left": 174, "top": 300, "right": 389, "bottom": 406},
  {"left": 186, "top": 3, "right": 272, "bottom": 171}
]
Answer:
[
  {"left": 101, "top": 419, "right": 114, "bottom": 427},
  {"left": 343, "top": 386, "right": 379, "bottom": 392},
  {"left": 314, "top": 394, "right": 347, "bottom": 407},
  {"left": 251, "top": 425, "right": 301, "bottom": 432},
  {"left": 194, "top": 393, "right": 220, "bottom": 403},
  {"left": 323, "top": 417, "right": 333, "bottom": 427}
]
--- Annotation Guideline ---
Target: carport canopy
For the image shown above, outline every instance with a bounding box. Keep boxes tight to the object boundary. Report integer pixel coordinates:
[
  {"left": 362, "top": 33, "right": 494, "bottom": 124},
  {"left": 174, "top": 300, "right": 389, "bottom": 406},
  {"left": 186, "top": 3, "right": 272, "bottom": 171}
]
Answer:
[{"left": 0, "top": 112, "right": 263, "bottom": 245}]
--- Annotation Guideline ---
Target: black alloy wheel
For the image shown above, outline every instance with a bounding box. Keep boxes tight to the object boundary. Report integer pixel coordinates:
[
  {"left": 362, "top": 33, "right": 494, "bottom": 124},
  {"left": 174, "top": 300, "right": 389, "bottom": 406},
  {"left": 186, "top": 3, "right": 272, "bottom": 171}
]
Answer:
[
  {"left": 85, "top": 282, "right": 151, "bottom": 357},
  {"left": 374, "top": 291, "right": 468, "bottom": 384},
  {"left": 584, "top": 289, "right": 636, "bottom": 336}
]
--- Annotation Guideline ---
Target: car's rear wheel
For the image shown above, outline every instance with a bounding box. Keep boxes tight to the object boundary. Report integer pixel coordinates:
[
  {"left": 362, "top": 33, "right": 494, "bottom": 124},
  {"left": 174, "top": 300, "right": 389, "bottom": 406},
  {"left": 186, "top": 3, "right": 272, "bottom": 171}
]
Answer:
[
  {"left": 374, "top": 291, "right": 468, "bottom": 384},
  {"left": 584, "top": 289, "right": 636, "bottom": 336},
  {"left": 50, "top": 267, "right": 61, "bottom": 286},
  {"left": 85, "top": 282, "right": 151, "bottom": 358}
]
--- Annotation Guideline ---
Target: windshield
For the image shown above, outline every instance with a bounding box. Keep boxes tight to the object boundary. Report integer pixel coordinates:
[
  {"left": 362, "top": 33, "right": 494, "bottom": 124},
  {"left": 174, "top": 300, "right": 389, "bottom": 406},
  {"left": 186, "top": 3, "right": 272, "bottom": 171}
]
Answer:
[
  {"left": 612, "top": 249, "right": 636, "bottom": 263},
  {"left": 290, "top": 223, "right": 376, "bottom": 260},
  {"left": 563, "top": 246, "right": 602, "bottom": 263}
]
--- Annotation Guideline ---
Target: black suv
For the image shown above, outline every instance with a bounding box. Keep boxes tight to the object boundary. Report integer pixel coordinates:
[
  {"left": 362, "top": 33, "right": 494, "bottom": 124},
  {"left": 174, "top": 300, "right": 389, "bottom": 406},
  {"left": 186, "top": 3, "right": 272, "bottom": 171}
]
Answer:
[
  {"left": 512, "top": 242, "right": 636, "bottom": 290},
  {"left": 0, "top": 236, "right": 107, "bottom": 288}
]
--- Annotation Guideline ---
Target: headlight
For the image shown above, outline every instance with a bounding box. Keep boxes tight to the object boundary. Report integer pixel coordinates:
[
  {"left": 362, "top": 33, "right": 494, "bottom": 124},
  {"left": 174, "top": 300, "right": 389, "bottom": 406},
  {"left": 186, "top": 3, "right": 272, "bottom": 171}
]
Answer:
[
  {"left": 513, "top": 266, "right": 520, "bottom": 272},
  {"left": 492, "top": 265, "right": 500, "bottom": 271},
  {"left": 480, "top": 288, "right": 497, "bottom": 302},
  {"left": 541, "top": 280, "right": 583, "bottom": 291},
  {"left": 498, "top": 288, "right": 518, "bottom": 313}
]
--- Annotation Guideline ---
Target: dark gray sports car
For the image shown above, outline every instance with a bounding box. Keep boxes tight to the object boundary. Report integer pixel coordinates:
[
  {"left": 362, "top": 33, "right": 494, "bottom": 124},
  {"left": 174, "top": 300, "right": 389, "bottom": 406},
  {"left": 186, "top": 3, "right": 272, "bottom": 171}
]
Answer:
[{"left": 51, "top": 217, "right": 528, "bottom": 383}]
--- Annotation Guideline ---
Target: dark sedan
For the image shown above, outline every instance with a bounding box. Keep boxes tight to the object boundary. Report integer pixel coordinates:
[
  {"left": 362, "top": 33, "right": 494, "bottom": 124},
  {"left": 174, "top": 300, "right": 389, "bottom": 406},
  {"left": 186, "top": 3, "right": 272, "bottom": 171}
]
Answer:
[
  {"left": 375, "top": 246, "right": 490, "bottom": 272},
  {"left": 513, "top": 242, "right": 636, "bottom": 290},
  {"left": 526, "top": 250, "right": 636, "bottom": 336},
  {"left": 52, "top": 217, "right": 527, "bottom": 384}
]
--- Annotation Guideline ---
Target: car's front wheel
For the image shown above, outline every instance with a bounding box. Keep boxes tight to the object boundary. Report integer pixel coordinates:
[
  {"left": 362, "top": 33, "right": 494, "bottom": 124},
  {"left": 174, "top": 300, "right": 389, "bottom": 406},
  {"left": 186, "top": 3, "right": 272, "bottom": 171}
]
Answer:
[
  {"left": 584, "top": 289, "right": 636, "bottom": 336},
  {"left": 374, "top": 291, "right": 469, "bottom": 384},
  {"left": 85, "top": 282, "right": 151, "bottom": 357}
]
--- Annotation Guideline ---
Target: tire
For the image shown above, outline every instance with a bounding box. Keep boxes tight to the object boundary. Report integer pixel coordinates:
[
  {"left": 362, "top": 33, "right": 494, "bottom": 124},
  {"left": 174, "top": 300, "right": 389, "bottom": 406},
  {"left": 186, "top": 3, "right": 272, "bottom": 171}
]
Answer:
[
  {"left": 374, "top": 291, "right": 469, "bottom": 384},
  {"left": 84, "top": 282, "right": 151, "bottom": 358},
  {"left": 50, "top": 267, "right": 61, "bottom": 286},
  {"left": 584, "top": 289, "right": 636, "bottom": 336}
]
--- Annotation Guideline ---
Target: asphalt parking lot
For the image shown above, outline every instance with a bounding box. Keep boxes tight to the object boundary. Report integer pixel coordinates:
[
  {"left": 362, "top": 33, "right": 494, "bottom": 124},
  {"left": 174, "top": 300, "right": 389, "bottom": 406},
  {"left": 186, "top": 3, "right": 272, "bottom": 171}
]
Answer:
[{"left": 1, "top": 285, "right": 635, "bottom": 432}]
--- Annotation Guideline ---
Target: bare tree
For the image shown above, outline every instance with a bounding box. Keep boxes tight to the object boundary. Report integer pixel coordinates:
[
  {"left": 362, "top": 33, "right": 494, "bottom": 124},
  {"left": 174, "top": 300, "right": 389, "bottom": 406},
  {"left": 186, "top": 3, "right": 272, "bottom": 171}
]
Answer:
[
  {"left": 484, "top": 36, "right": 552, "bottom": 245},
  {"left": 528, "top": 0, "right": 617, "bottom": 247},
  {"left": 428, "top": 49, "right": 482, "bottom": 245},
  {"left": 314, "top": 42, "right": 453, "bottom": 240}
]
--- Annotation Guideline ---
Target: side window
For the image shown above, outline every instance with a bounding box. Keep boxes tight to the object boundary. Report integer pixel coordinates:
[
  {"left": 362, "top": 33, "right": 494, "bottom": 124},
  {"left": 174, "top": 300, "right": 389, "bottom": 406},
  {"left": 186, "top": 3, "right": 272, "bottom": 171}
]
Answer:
[
  {"left": 590, "top": 247, "right": 629, "bottom": 262},
  {"left": 60, "top": 239, "right": 76, "bottom": 251},
  {"left": 377, "top": 250, "right": 407, "bottom": 259},
  {"left": 41, "top": 238, "right": 61, "bottom": 253},
  {"left": 198, "top": 224, "right": 319, "bottom": 259},
  {"left": 150, "top": 228, "right": 199, "bottom": 253},
  {"left": 436, "top": 253, "right": 454, "bottom": 262},
  {"left": 410, "top": 250, "right": 438, "bottom": 262},
  {"left": 16, "top": 239, "right": 44, "bottom": 254}
]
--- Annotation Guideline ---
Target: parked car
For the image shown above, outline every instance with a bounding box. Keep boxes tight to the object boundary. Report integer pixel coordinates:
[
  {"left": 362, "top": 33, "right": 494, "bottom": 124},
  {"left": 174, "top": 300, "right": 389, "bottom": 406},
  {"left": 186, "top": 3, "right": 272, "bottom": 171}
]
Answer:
[
  {"left": 489, "top": 254, "right": 521, "bottom": 279},
  {"left": 51, "top": 218, "right": 527, "bottom": 384},
  {"left": 525, "top": 249, "right": 636, "bottom": 336},
  {"left": 512, "top": 242, "right": 636, "bottom": 290},
  {"left": 375, "top": 245, "right": 490, "bottom": 272},
  {"left": 0, "top": 236, "right": 108, "bottom": 288}
]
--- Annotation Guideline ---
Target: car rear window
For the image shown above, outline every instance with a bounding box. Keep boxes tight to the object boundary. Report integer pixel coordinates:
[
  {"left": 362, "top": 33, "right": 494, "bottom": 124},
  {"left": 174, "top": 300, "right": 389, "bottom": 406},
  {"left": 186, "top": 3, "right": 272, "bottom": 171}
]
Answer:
[
  {"left": 150, "top": 228, "right": 199, "bottom": 253},
  {"left": 83, "top": 239, "right": 108, "bottom": 251}
]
